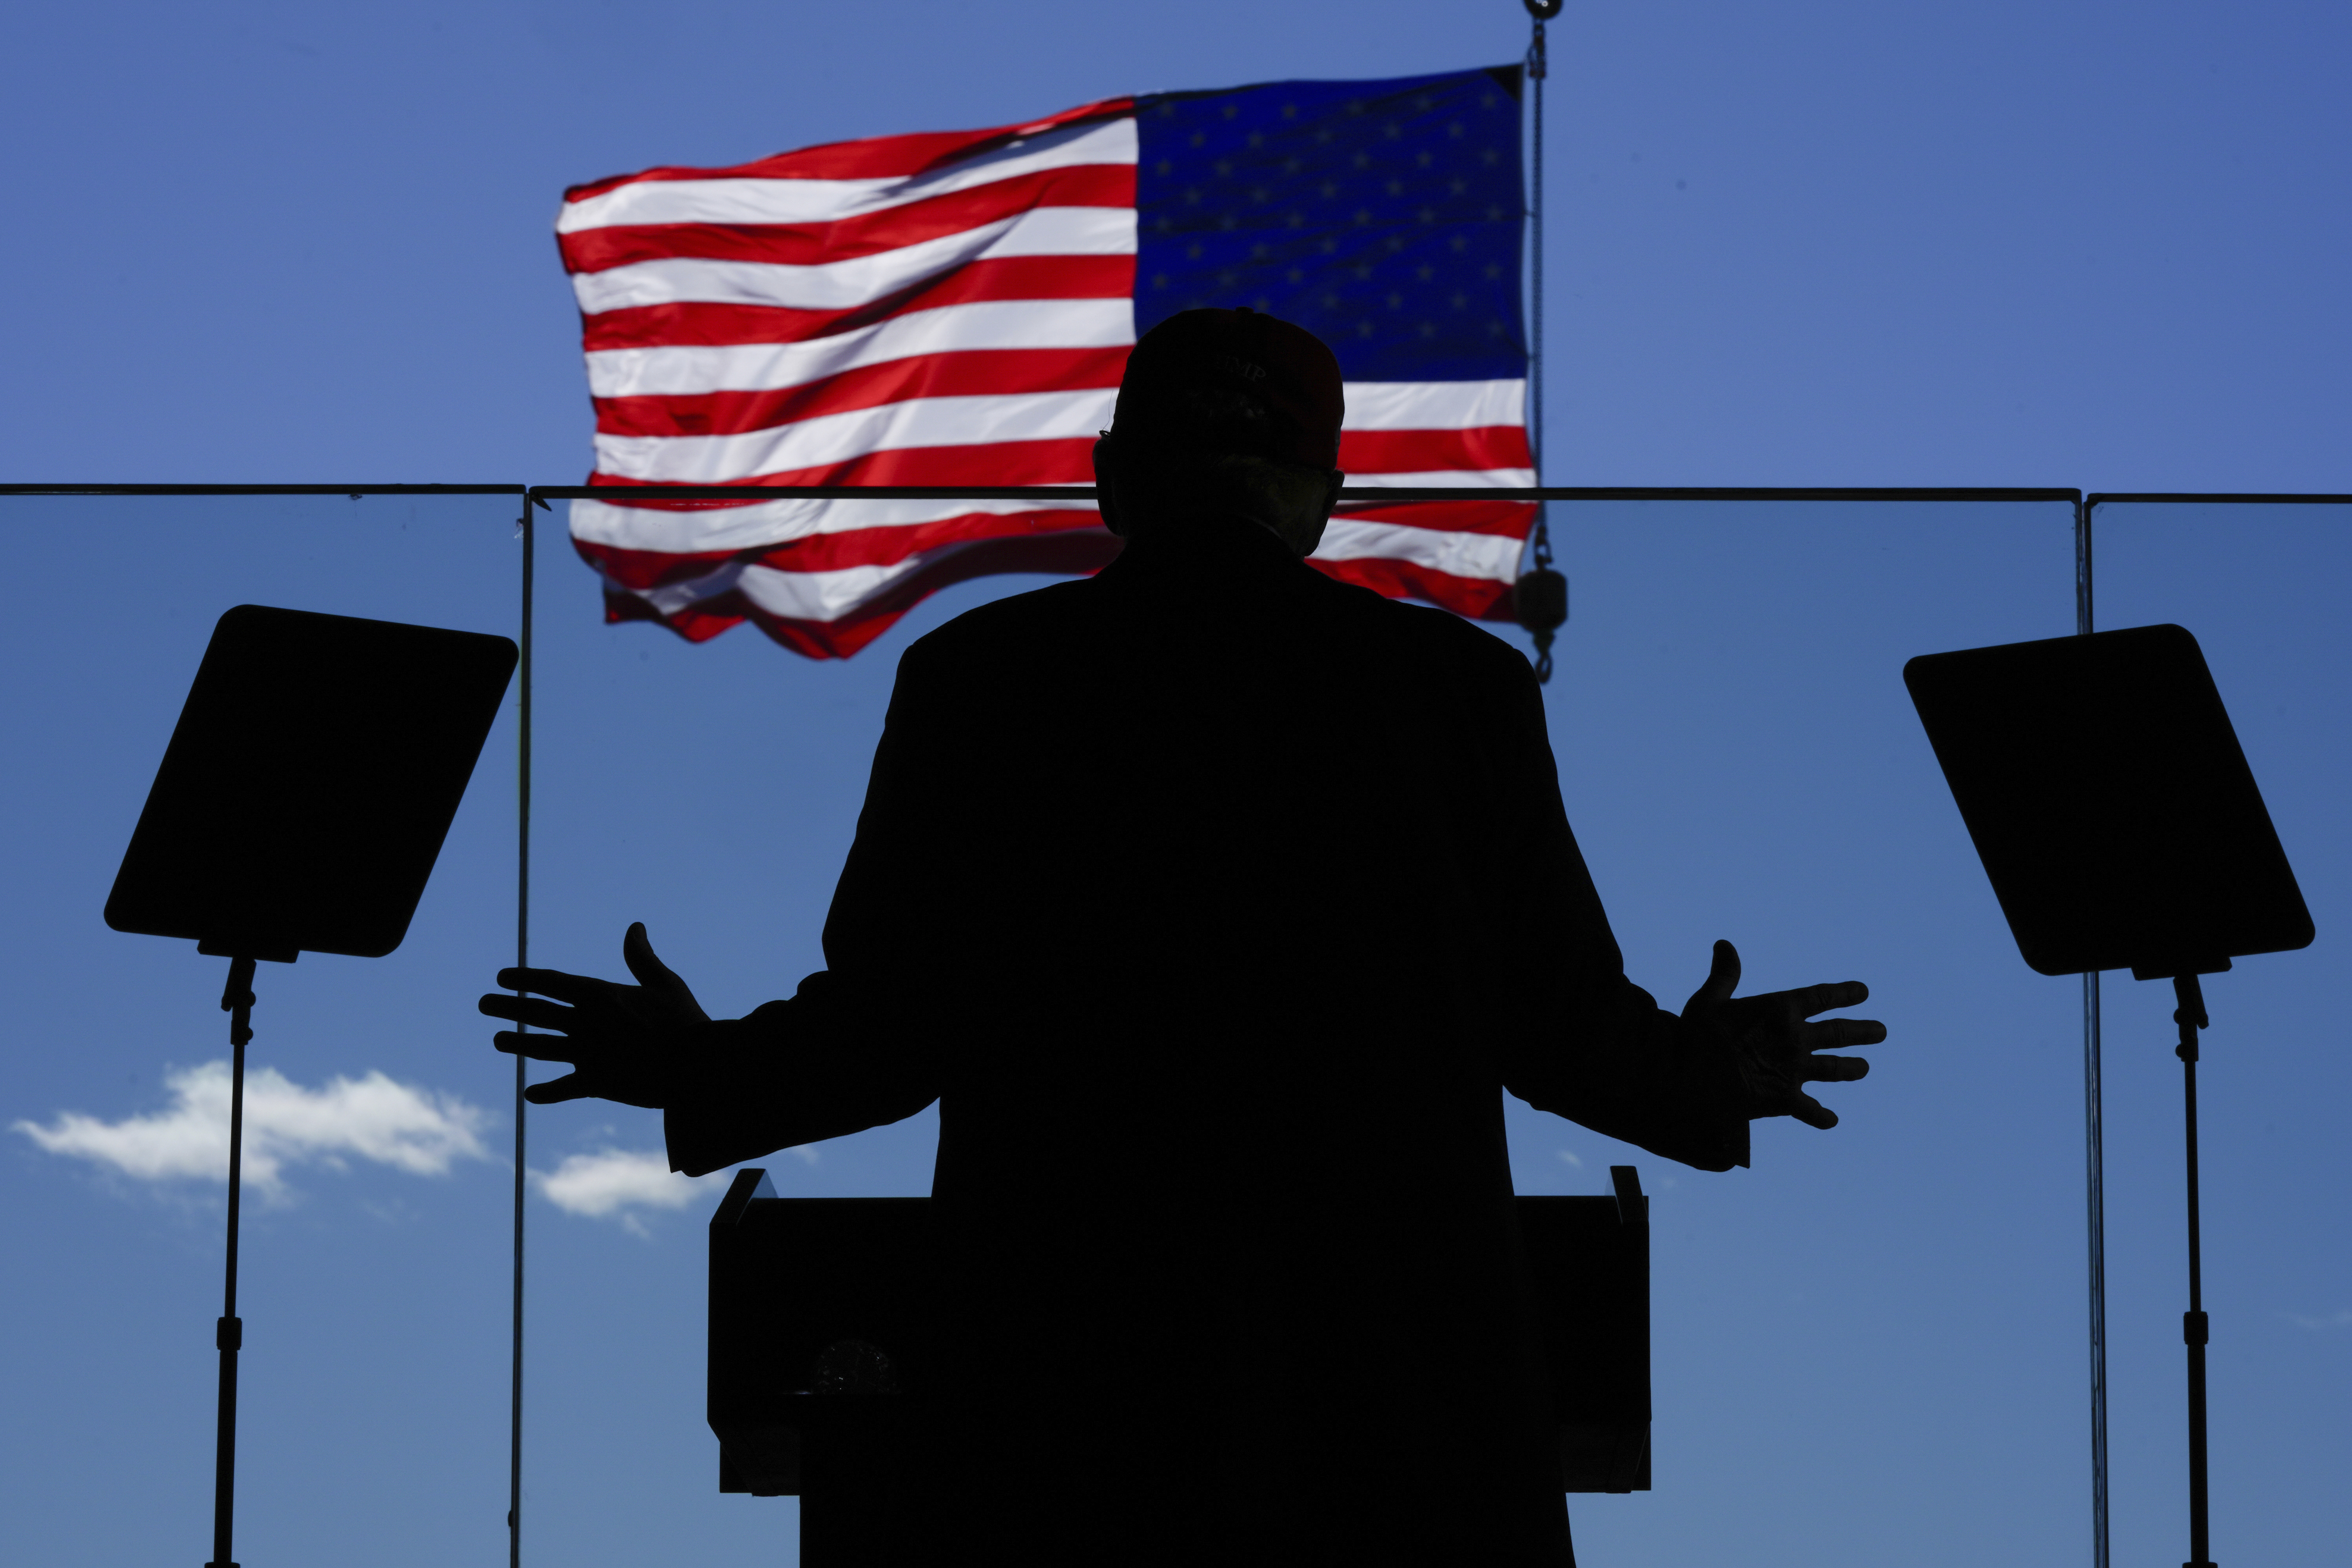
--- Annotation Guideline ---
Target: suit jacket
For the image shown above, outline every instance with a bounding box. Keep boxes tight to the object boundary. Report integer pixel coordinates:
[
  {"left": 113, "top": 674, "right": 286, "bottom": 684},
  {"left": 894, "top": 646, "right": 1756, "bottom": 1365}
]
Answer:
[{"left": 666, "top": 512, "right": 1747, "bottom": 1564}]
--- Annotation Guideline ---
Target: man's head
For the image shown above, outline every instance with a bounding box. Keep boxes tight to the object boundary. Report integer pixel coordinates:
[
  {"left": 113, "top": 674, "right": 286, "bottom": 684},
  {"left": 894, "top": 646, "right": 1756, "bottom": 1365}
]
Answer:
[{"left": 1093, "top": 308, "right": 1347, "bottom": 556}]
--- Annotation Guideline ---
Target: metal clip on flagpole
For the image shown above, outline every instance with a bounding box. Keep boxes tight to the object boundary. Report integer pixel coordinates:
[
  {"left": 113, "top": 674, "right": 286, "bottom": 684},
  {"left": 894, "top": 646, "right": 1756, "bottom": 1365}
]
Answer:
[
  {"left": 104, "top": 604, "right": 517, "bottom": 1568},
  {"left": 1906, "top": 623, "right": 2314, "bottom": 1568},
  {"left": 1513, "top": 0, "right": 1568, "bottom": 682}
]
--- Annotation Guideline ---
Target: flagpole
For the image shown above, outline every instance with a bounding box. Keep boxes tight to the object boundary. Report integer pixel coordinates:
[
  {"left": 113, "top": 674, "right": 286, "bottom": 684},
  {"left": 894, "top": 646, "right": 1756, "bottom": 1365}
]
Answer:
[
  {"left": 1516, "top": 0, "right": 1569, "bottom": 681},
  {"left": 2074, "top": 501, "right": 2111, "bottom": 1568},
  {"left": 510, "top": 496, "right": 536, "bottom": 1568}
]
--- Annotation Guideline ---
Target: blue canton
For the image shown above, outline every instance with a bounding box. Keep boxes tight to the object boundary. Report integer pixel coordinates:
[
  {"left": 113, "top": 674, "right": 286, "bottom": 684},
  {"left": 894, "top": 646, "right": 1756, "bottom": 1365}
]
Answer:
[{"left": 1134, "top": 67, "right": 1527, "bottom": 384}]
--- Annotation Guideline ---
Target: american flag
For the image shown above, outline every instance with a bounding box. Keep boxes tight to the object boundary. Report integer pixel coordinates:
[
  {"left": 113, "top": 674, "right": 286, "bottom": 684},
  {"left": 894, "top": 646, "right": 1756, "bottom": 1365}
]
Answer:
[{"left": 559, "top": 66, "right": 1535, "bottom": 659}]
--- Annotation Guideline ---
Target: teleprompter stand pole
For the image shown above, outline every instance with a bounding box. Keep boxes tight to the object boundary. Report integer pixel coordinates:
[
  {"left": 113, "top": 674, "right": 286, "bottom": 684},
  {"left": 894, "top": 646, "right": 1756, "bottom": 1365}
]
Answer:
[
  {"left": 1906, "top": 625, "right": 2312, "bottom": 1568},
  {"left": 2172, "top": 972, "right": 2216, "bottom": 1568},
  {"left": 208, "top": 955, "right": 257, "bottom": 1568},
  {"left": 103, "top": 604, "right": 517, "bottom": 1568}
]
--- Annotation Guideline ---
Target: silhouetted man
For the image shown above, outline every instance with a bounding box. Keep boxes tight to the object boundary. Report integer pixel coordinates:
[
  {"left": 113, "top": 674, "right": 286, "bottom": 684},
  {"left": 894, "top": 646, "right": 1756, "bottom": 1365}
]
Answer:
[{"left": 483, "top": 308, "right": 1885, "bottom": 1566}]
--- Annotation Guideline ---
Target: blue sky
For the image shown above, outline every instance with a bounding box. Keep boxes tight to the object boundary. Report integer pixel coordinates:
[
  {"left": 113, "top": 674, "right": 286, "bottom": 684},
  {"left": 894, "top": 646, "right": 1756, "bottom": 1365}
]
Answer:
[{"left": 1, "top": 3, "right": 2345, "bottom": 1566}]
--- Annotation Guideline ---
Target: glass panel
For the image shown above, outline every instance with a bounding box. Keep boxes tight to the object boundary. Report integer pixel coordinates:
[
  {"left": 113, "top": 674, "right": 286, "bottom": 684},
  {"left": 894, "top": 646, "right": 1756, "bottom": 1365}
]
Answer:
[
  {"left": 525, "top": 538, "right": 1061, "bottom": 1563},
  {"left": 28, "top": 493, "right": 2327, "bottom": 1563},
  {"left": 532, "top": 494, "right": 2085, "bottom": 1561},
  {"left": 0, "top": 492, "right": 523, "bottom": 1566},
  {"left": 2085, "top": 500, "right": 2352, "bottom": 1568},
  {"left": 1534, "top": 499, "right": 2083, "bottom": 1561}
]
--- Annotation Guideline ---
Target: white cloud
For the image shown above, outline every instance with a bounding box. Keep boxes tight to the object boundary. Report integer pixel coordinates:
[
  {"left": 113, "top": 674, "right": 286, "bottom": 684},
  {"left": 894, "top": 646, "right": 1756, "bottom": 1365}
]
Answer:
[
  {"left": 1556, "top": 1149, "right": 1584, "bottom": 1169},
  {"left": 533, "top": 1149, "right": 702, "bottom": 1221},
  {"left": 2286, "top": 1308, "right": 2352, "bottom": 1330},
  {"left": 531, "top": 1143, "right": 819, "bottom": 1233},
  {"left": 13, "top": 1060, "right": 490, "bottom": 1203}
]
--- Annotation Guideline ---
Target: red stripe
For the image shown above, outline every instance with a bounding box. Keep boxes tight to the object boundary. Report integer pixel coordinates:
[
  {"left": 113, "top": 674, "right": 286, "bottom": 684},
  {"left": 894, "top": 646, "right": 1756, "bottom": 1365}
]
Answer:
[
  {"left": 1332, "top": 498, "right": 1538, "bottom": 540},
  {"left": 600, "top": 530, "right": 1126, "bottom": 659},
  {"left": 563, "top": 98, "right": 1136, "bottom": 200},
  {"left": 1338, "top": 425, "right": 1532, "bottom": 475},
  {"left": 579, "top": 255, "right": 1134, "bottom": 351},
  {"left": 561, "top": 165, "right": 1136, "bottom": 274},
  {"left": 1309, "top": 555, "right": 1519, "bottom": 621},
  {"left": 593, "top": 347, "right": 1131, "bottom": 438},
  {"left": 589, "top": 437, "right": 1099, "bottom": 491},
  {"left": 574, "top": 507, "right": 1107, "bottom": 588}
]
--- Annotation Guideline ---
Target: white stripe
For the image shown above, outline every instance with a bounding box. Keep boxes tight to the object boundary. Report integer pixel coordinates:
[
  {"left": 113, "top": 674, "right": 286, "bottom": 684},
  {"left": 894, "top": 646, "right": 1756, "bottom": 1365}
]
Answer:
[
  {"left": 1309, "top": 517, "right": 1526, "bottom": 583},
  {"left": 737, "top": 554, "right": 926, "bottom": 622},
  {"left": 559, "top": 119, "right": 1138, "bottom": 233},
  {"left": 593, "top": 388, "right": 1118, "bottom": 483},
  {"left": 619, "top": 549, "right": 949, "bottom": 625},
  {"left": 586, "top": 299, "right": 1134, "bottom": 399},
  {"left": 630, "top": 557, "right": 751, "bottom": 614},
  {"left": 1338, "top": 467, "right": 1538, "bottom": 488},
  {"left": 571, "top": 207, "right": 1135, "bottom": 315},
  {"left": 1340, "top": 379, "right": 1524, "bottom": 432},
  {"left": 570, "top": 494, "right": 1093, "bottom": 554}
]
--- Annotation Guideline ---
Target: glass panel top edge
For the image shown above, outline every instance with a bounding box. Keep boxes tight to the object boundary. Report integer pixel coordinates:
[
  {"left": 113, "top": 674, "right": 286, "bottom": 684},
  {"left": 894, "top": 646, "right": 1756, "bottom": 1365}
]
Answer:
[
  {"left": 0, "top": 484, "right": 527, "bottom": 497},
  {"left": 527, "top": 484, "right": 2085, "bottom": 504},
  {"left": 2087, "top": 492, "right": 2352, "bottom": 507}
]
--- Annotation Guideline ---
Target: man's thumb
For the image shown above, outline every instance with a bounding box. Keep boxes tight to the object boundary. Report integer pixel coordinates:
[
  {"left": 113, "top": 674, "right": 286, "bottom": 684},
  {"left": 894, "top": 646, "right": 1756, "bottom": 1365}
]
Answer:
[
  {"left": 1700, "top": 939, "right": 1740, "bottom": 1005},
  {"left": 622, "top": 921, "right": 675, "bottom": 987}
]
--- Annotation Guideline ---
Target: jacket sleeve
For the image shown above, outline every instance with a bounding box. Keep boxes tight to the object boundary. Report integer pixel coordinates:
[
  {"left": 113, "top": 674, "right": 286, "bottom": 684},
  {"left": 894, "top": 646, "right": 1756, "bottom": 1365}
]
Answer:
[
  {"left": 663, "top": 641, "right": 959, "bottom": 1178},
  {"left": 1479, "top": 645, "right": 1752, "bottom": 1173}
]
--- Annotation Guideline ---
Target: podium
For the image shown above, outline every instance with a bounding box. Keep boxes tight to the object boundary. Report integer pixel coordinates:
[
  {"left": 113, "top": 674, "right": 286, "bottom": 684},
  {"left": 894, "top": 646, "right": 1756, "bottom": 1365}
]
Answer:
[{"left": 708, "top": 1167, "right": 1653, "bottom": 1562}]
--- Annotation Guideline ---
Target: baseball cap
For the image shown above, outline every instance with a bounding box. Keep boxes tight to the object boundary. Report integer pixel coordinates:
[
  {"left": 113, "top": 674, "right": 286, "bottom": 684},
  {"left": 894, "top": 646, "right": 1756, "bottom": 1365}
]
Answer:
[{"left": 1109, "top": 308, "right": 1345, "bottom": 470}]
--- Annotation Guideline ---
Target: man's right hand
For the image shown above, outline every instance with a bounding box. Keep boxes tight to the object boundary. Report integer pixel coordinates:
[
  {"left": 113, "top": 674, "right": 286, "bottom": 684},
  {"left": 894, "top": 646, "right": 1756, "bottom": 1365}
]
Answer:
[
  {"left": 478, "top": 922, "right": 710, "bottom": 1108},
  {"left": 1680, "top": 939, "right": 1885, "bottom": 1129}
]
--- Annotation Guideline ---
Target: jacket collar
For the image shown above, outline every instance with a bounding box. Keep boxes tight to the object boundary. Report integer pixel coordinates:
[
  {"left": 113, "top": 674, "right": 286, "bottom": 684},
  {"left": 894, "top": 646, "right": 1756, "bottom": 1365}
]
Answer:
[{"left": 1099, "top": 509, "right": 1308, "bottom": 583}]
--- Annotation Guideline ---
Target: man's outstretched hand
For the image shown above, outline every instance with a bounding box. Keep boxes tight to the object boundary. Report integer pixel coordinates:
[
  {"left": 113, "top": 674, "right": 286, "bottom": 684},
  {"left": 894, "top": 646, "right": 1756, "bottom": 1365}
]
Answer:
[
  {"left": 1682, "top": 939, "right": 1886, "bottom": 1129},
  {"left": 479, "top": 922, "right": 709, "bottom": 1108}
]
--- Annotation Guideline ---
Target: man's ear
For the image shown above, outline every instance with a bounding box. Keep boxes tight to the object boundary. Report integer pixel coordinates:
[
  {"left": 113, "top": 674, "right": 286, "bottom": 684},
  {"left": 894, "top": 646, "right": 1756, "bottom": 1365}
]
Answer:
[
  {"left": 1092, "top": 434, "right": 1129, "bottom": 539},
  {"left": 1319, "top": 468, "right": 1346, "bottom": 519}
]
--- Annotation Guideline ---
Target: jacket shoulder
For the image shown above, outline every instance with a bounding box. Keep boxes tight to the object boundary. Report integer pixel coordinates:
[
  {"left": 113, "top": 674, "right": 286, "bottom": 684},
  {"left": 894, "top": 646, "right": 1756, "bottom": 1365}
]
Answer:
[
  {"left": 899, "top": 577, "right": 1101, "bottom": 664},
  {"left": 1306, "top": 570, "right": 1537, "bottom": 678}
]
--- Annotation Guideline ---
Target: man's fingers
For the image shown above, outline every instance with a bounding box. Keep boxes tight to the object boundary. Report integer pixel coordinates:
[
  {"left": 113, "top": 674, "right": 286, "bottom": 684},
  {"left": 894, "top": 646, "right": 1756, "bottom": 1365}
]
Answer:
[
  {"left": 494, "top": 966, "right": 612, "bottom": 1004},
  {"left": 492, "top": 1030, "right": 581, "bottom": 1064},
  {"left": 1790, "top": 1093, "right": 1839, "bottom": 1130},
  {"left": 1808, "top": 1017, "right": 1887, "bottom": 1049},
  {"left": 1782, "top": 980, "right": 1870, "bottom": 1019},
  {"left": 1801, "top": 1054, "right": 1870, "bottom": 1083},
  {"left": 523, "top": 1074, "right": 594, "bottom": 1105},
  {"left": 478, "top": 994, "right": 578, "bottom": 1031}
]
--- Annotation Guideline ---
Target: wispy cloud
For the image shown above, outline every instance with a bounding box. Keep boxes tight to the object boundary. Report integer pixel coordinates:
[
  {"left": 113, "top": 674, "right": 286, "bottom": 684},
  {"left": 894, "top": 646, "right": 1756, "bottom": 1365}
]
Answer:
[
  {"left": 1556, "top": 1149, "right": 1584, "bottom": 1169},
  {"left": 532, "top": 1143, "right": 818, "bottom": 1234},
  {"left": 2285, "top": 1308, "right": 2352, "bottom": 1330},
  {"left": 533, "top": 1148, "right": 702, "bottom": 1230},
  {"left": 13, "top": 1060, "right": 490, "bottom": 1203}
]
